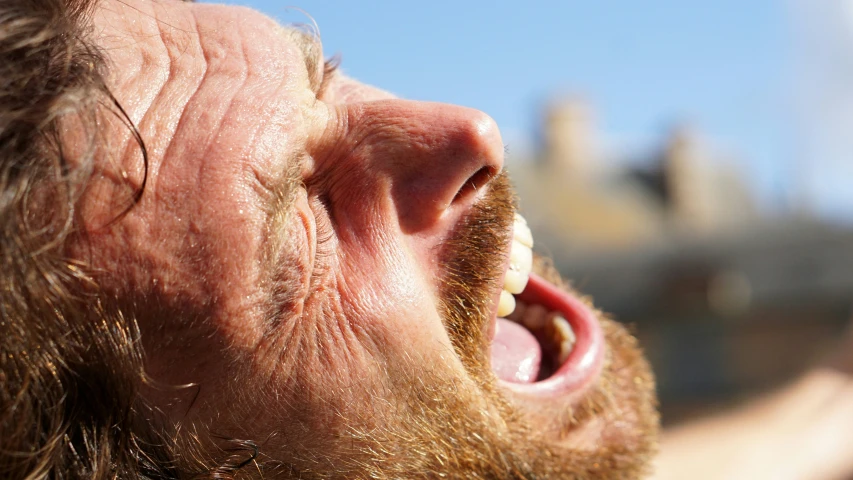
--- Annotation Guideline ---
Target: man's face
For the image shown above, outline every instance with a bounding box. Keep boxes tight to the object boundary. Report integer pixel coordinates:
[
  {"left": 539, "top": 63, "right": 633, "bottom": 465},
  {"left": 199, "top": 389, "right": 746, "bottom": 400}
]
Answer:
[{"left": 80, "top": 0, "right": 657, "bottom": 476}]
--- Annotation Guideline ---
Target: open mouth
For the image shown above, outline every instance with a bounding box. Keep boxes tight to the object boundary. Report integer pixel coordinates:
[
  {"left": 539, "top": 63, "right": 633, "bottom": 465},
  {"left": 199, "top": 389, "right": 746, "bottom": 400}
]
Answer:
[{"left": 490, "top": 214, "right": 604, "bottom": 398}]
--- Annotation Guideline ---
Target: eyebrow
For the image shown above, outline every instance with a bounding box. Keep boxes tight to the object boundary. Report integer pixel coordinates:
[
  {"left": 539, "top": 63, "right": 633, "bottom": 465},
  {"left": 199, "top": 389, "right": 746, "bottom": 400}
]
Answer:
[
  {"left": 259, "top": 29, "right": 325, "bottom": 239},
  {"left": 287, "top": 28, "right": 334, "bottom": 97}
]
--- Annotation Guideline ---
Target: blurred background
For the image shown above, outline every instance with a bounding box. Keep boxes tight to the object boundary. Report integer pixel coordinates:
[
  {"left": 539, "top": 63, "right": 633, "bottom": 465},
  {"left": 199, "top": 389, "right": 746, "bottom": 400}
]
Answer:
[{"left": 241, "top": 0, "right": 853, "bottom": 426}]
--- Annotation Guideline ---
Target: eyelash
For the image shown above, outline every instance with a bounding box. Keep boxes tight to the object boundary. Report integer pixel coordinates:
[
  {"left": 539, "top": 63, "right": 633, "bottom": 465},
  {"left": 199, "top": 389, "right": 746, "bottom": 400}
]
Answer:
[
  {"left": 309, "top": 192, "right": 336, "bottom": 276},
  {"left": 314, "top": 198, "right": 334, "bottom": 248}
]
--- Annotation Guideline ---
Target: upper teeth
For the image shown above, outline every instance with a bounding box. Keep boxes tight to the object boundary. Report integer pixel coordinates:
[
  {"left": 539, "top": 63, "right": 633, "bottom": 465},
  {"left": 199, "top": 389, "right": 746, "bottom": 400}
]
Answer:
[{"left": 497, "top": 213, "right": 534, "bottom": 317}]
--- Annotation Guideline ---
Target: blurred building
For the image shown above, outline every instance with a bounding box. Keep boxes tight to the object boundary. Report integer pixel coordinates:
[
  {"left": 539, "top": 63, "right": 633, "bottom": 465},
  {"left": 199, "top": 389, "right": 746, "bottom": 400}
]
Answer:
[
  {"left": 513, "top": 98, "right": 756, "bottom": 252},
  {"left": 511, "top": 98, "right": 853, "bottom": 425}
]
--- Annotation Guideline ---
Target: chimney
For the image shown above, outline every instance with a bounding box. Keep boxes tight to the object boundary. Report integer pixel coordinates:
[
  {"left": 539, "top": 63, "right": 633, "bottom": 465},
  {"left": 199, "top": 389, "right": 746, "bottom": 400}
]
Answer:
[{"left": 542, "top": 98, "right": 597, "bottom": 180}]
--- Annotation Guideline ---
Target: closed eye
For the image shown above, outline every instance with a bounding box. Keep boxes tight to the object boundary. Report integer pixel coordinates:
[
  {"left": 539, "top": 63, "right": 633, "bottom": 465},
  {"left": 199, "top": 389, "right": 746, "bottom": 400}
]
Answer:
[{"left": 308, "top": 191, "right": 336, "bottom": 281}]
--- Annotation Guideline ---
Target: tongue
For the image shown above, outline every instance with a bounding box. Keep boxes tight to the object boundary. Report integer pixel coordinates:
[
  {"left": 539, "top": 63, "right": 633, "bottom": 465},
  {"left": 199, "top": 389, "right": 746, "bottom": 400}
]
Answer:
[{"left": 490, "top": 318, "right": 542, "bottom": 383}]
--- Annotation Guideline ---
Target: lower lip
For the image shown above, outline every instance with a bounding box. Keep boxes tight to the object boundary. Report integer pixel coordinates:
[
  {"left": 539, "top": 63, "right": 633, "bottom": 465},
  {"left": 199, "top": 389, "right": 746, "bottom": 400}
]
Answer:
[{"left": 497, "top": 273, "right": 604, "bottom": 398}]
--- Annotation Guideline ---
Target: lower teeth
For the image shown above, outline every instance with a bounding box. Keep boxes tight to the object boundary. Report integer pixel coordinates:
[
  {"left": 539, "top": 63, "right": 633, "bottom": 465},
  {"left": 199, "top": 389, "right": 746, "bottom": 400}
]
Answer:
[
  {"left": 506, "top": 300, "right": 576, "bottom": 370},
  {"left": 552, "top": 316, "right": 576, "bottom": 364}
]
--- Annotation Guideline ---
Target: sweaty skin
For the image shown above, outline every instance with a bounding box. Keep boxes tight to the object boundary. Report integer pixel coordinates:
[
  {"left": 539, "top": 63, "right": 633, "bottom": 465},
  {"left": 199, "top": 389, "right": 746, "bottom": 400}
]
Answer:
[{"left": 76, "top": 0, "right": 658, "bottom": 477}]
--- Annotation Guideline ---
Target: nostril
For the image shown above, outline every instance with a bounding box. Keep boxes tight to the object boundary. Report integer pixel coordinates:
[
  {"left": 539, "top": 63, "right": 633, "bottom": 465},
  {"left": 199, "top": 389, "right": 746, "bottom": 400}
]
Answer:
[{"left": 453, "top": 166, "right": 498, "bottom": 204}]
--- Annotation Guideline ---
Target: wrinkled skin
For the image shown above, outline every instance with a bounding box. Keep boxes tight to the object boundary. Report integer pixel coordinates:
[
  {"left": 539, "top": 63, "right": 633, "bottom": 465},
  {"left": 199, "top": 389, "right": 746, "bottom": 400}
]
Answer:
[{"left": 76, "top": 0, "right": 658, "bottom": 477}]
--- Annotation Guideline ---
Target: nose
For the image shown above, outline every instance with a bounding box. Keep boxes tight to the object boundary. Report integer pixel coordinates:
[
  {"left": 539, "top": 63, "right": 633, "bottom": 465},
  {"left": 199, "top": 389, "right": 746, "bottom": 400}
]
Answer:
[{"left": 338, "top": 100, "right": 504, "bottom": 233}]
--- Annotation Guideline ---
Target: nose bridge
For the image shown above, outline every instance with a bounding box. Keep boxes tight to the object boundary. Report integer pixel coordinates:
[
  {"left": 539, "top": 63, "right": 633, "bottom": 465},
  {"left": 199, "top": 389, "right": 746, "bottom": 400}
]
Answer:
[{"left": 346, "top": 100, "right": 504, "bottom": 233}]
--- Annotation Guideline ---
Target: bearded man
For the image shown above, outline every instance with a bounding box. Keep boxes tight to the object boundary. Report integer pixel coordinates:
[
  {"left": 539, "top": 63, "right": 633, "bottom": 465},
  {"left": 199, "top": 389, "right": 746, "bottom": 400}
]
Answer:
[{"left": 0, "top": 0, "right": 659, "bottom": 477}]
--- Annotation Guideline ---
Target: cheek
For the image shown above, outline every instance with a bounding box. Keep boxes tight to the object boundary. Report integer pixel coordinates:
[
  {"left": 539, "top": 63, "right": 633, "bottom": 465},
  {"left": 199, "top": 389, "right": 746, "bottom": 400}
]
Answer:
[
  {"left": 333, "top": 228, "right": 455, "bottom": 361},
  {"left": 306, "top": 171, "right": 455, "bottom": 358}
]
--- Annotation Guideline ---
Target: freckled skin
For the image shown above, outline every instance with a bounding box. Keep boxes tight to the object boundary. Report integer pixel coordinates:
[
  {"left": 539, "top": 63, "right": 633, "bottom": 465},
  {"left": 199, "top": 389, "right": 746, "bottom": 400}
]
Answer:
[{"left": 77, "top": 0, "right": 658, "bottom": 477}]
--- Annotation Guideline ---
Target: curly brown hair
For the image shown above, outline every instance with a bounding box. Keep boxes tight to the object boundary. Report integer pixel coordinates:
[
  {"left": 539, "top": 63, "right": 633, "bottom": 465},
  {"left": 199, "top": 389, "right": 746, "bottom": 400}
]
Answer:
[
  {"left": 0, "top": 0, "right": 277, "bottom": 475},
  {"left": 1, "top": 1, "right": 348, "bottom": 476},
  {"left": 0, "top": 0, "right": 174, "bottom": 477}
]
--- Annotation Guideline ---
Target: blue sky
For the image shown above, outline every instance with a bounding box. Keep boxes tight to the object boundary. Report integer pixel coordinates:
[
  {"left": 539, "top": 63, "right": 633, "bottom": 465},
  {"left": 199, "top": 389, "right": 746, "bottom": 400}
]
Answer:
[{"left": 235, "top": 0, "right": 851, "bottom": 221}]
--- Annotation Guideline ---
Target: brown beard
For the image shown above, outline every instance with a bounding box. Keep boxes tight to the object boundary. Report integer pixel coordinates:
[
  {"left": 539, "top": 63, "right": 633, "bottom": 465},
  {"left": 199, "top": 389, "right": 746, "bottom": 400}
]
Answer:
[
  {"left": 421, "top": 171, "right": 660, "bottom": 478},
  {"left": 155, "top": 173, "right": 658, "bottom": 479}
]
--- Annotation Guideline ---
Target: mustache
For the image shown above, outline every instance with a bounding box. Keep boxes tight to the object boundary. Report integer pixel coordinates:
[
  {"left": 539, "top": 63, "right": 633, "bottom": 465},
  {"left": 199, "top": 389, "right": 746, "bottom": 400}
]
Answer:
[{"left": 438, "top": 171, "right": 516, "bottom": 376}]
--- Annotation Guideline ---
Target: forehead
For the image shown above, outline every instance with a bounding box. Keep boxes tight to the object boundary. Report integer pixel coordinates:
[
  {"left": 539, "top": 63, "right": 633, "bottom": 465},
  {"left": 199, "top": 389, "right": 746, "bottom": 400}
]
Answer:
[
  {"left": 84, "top": 0, "right": 326, "bottom": 210},
  {"left": 77, "top": 0, "right": 329, "bottom": 318},
  {"left": 92, "top": 0, "right": 324, "bottom": 114}
]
